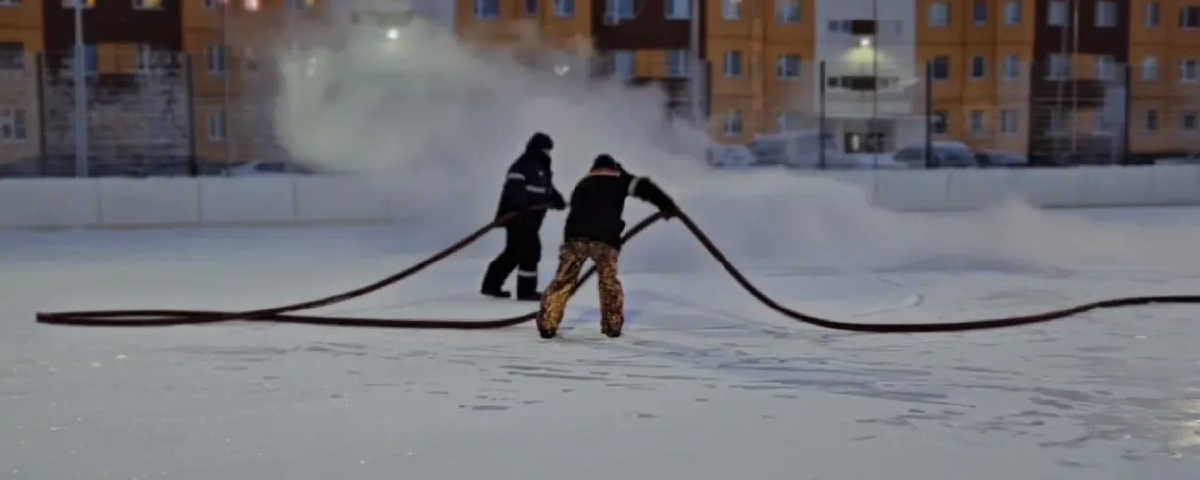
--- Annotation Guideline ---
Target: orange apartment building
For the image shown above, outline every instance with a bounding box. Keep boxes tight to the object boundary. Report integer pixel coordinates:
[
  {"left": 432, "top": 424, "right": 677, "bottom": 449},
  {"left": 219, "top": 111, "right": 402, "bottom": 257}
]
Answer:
[
  {"left": 3, "top": 0, "right": 1199, "bottom": 172},
  {"left": 454, "top": 0, "right": 1200, "bottom": 163},
  {"left": 0, "top": 0, "right": 329, "bottom": 174}
]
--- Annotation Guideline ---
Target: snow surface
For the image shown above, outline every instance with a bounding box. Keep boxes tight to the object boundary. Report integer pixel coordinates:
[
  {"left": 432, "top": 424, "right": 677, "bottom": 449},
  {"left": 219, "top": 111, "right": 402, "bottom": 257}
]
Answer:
[{"left": 2, "top": 207, "right": 1199, "bottom": 480}]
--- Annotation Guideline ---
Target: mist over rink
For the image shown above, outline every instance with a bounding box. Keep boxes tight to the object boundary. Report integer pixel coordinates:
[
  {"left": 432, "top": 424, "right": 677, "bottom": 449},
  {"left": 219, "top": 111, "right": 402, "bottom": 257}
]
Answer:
[
  {"left": 267, "top": 17, "right": 1200, "bottom": 275},
  {"left": 3, "top": 8, "right": 1200, "bottom": 480}
]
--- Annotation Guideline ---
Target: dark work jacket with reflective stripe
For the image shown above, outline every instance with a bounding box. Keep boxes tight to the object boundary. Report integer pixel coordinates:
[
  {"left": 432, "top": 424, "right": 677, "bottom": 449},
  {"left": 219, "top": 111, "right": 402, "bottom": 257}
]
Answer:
[
  {"left": 495, "top": 150, "right": 560, "bottom": 230},
  {"left": 563, "top": 168, "right": 675, "bottom": 249}
]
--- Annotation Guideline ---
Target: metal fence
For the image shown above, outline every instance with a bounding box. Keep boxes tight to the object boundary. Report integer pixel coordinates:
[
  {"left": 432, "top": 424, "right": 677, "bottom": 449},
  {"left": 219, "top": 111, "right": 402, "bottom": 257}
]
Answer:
[
  {"left": 708, "top": 58, "right": 1139, "bottom": 169},
  {"left": 0, "top": 50, "right": 284, "bottom": 178},
  {"left": 0, "top": 48, "right": 1159, "bottom": 177}
]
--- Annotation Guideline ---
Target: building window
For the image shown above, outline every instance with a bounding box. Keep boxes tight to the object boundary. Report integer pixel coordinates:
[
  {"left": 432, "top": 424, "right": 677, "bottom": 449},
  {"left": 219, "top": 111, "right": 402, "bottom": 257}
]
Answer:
[
  {"left": 1000, "top": 109, "right": 1019, "bottom": 134},
  {"left": 607, "top": 0, "right": 635, "bottom": 21},
  {"left": 475, "top": 0, "right": 499, "bottom": 19},
  {"left": 928, "top": 2, "right": 950, "bottom": 27},
  {"left": 0, "top": 108, "right": 26, "bottom": 143},
  {"left": 132, "top": 0, "right": 162, "bottom": 9},
  {"left": 0, "top": 42, "right": 24, "bottom": 71},
  {"left": 1093, "top": 112, "right": 1115, "bottom": 134},
  {"left": 1183, "top": 6, "right": 1200, "bottom": 29},
  {"left": 1047, "top": 0, "right": 1068, "bottom": 26},
  {"left": 1143, "top": 110, "right": 1158, "bottom": 132},
  {"left": 1095, "top": 1, "right": 1116, "bottom": 27},
  {"left": 667, "top": 50, "right": 688, "bottom": 77},
  {"left": 1047, "top": 54, "right": 1071, "bottom": 80},
  {"left": 203, "top": 0, "right": 221, "bottom": 10},
  {"left": 723, "top": 0, "right": 741, "bottom": 20},
  {"left": 724, "top": 110, "right": 743, "bottom": 137},
  {"left": 931, "top": 111, "right": 948, "bottom": 134},
  {"left": 777, "top": 111, "right": 801, "bottom": 132},
  {"left": 243, "top": 47, "right": 258, "bottom": 72},
  {"left": 525, "top": 0, "right": 538, "bottom": 16},
  {"left": 1002, "top": 55, "right": 1021, "bottom": 80},
  {"left": 666, "top": 0, "right": 690, "bottom": 19},
  {"left": 969, "top": 110, "right": 986, "bottom": 135},
  {"left": 243, "top": 0, "right": 259, "bottom": 11},
  {"left": 1094, "top": 55, "right": 1114, "bottom": 81},
  {"left": 554, "top": 0, "right": 575, "bottom": 18},
  {"left": 777, "top": 54, "right": 801, "bottom": 80},
  {"left": 723, "top": 50, "right": 743, "bottom": 77},
  {"left": 207, "top": 109, "right": 226, "bottom": 142},
  {"left": 207, "top": 45, "right": 226, "bottom": 76},
  {"left": 972, "top": 0, "right": 987, "bottom": 25},
  {"left": 1142, "top": 56, "right": 1159, "bottom": 80},
  {"left": 929, "top": 56, "right": 950, "bottom": 80},
  {"left": 1184, "top": 111, "right": 1198, "bottom": 132},
  {"left": 287, "top": 0, "right": 312, "bottom": 11},
  {"left": 970, "top": 55, "right": 986, "bottom": 80},
  {"left": 136, "top": 44, "right": 154, "bottom": 72},
  {"left": 1004, "top": 1, "right": 1021, "bottom": 24},
  {"left": 1048, "top": 110, "right": 1069, "bottom": 135},
  {"left": 611, "top": 50, "right": 634, "bottom": 80},
  {"left": 60, "top": 0, "right": 95, "bottom": 8},
  {"left": 1145, "top": 1, "right": 1160, "bottom": 27},
  {"left": 70, "top": 44, "right": 99, "bottom": 76},
  {"left": 777, "top": 0, "right": 800, "bottom": 24},
  {"left": 1180, "top": 60, "right": 1198, "bottom": 82}
]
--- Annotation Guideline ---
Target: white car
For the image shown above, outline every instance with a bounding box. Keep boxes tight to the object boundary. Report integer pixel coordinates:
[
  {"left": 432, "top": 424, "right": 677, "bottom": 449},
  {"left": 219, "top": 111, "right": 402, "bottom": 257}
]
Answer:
[{"left": 226, "top": 161, "right": 316, "bottom": 176}]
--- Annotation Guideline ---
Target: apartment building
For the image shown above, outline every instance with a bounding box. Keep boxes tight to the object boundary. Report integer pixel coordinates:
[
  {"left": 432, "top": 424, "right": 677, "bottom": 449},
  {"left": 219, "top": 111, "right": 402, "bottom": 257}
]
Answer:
[
  {"left": 0, "top": 0, "right": 43, "bottom": 166},
  {"left": 452, "top": 0, "right": 1200, "bottom": 162},
  {"left": 186, "top": 0, "right": 330, "bottom": 166},
  {"left": 455, "top": 0, "right": 702, "bottom": 114},
  {"left": 0, "top": 0, "right": 331, "bottom": 174}
]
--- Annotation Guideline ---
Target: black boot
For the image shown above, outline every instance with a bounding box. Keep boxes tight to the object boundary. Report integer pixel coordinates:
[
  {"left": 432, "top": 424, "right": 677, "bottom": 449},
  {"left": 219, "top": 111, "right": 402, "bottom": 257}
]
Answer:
[
  {"left": 516, "top": 275, "right": 541, "bottom": 301},
  {"left": 480, "top": 287, "right": 511, "bottom": 299}
]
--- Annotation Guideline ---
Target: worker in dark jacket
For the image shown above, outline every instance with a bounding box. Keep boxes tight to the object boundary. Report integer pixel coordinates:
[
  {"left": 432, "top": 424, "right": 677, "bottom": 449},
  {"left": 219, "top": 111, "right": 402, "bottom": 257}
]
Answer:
[
  {"left": 481, "top": 132, "right": 566, "bottom": 301},
  {"left": 536, "top": 154, "right": 677, "bottom": 339}
]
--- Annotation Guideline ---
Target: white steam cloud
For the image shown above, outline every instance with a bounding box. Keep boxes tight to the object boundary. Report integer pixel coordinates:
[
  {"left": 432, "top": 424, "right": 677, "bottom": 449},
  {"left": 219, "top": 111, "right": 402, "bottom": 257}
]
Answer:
[{"left": 271, "top": 17, "right": 1200, "bottom": 275}]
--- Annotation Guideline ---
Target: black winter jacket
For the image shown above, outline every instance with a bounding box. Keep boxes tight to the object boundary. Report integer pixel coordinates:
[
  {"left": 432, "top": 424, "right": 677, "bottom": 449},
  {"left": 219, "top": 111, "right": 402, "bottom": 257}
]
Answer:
[
  {"left": 563, "top": 161, "right": 677, "bottom": 249},
  {"left": 495, "top": 133, "right": 565, "bottom": 229}
]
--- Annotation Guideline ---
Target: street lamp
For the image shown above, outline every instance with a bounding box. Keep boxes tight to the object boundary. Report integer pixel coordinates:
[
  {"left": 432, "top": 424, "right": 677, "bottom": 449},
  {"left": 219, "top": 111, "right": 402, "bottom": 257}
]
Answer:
[
  {"left": 386, "top": 27, "right": 399, "bottom": 40},
  {"left": 73, "top": 0, "right": 87, "bottom": 177}
]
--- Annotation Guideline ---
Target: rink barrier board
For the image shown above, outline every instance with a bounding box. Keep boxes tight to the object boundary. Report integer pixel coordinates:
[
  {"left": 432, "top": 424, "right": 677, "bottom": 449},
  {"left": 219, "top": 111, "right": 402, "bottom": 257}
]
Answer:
[{"left": 1, "top": 165, "right": 1199, "bottom": 228}]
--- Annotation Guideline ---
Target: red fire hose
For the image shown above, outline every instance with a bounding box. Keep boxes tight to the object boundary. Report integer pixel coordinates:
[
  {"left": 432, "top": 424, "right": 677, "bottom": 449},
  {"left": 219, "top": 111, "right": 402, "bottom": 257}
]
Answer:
[{"left": 34, "top": 206, "right": 1200, "bottom": 333}]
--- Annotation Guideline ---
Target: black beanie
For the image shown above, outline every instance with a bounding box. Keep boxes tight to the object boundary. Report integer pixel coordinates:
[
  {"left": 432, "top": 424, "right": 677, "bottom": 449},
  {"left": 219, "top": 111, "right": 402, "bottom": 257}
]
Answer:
[
  {"left": 525, "top": 132, "right": 554, "bottom": 152},
  {"left": 591, "top": 154, "right": 622, "bottom": 171}
]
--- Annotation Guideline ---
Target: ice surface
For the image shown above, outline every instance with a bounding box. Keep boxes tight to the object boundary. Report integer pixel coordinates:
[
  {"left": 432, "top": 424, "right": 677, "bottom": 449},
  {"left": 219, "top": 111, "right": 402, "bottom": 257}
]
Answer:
[{"left": 2, "top": 206, "right": 1199, "bottom": 480}]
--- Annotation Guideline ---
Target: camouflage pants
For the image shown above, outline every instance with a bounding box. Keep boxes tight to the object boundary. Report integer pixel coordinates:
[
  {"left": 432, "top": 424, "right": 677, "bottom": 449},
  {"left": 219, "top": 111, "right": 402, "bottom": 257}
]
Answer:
[{"left": 536, "top": 240, "right": 624, "bottom": 337}]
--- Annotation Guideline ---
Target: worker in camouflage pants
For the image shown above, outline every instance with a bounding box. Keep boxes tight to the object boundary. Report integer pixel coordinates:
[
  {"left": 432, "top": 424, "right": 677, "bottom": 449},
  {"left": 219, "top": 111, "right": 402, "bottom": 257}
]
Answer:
[
  {"left": 535, "top": 154, "right": 677, "bottom": 339},
  {"left": 536, "top": 240, "right": 625, "bottom": 338}
]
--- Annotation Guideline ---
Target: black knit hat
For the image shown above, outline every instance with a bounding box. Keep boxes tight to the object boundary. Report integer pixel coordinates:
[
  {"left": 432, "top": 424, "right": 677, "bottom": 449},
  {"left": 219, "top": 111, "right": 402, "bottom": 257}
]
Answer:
[
  {"left": 525, "top": 132, "right": 554, "bottom": 152},
  {"left": 591, "top": 154, "right": 623, "bottom": 172}
]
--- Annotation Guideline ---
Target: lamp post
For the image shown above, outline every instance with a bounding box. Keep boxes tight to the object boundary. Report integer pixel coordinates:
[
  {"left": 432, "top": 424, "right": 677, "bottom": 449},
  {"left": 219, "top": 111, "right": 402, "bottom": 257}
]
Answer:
[
  {"left": 73, "top": 0, "right": 87, "bottom": 177},
  {"left": 689, "top": 0, "right": 702, "bottom": 123}
]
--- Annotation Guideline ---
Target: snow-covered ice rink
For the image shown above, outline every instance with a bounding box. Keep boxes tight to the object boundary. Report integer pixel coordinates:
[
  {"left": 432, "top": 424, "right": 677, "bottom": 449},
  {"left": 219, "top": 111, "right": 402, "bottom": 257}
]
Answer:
[{"left": 2, "top": 206, "right": 1199, "bottom": 480}]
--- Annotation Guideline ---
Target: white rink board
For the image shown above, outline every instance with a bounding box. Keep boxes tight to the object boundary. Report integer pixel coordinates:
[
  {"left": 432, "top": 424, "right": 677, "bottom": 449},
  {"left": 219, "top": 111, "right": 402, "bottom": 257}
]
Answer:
[{"left": 2, "top": 165, "right": 1200, "bottom": 228}]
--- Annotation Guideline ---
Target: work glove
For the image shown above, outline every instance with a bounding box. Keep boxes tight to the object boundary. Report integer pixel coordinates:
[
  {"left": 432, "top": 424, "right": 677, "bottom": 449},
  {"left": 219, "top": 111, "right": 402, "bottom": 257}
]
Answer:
[{"left": 659, "top": 202, "right": 679, "bottom": 220}]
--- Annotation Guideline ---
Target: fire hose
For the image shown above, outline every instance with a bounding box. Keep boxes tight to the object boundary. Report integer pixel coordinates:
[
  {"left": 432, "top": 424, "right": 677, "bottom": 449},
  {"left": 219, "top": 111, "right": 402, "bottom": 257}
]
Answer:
[{"left": 35, "top": 206, "right": 1200, "bottom": 333}]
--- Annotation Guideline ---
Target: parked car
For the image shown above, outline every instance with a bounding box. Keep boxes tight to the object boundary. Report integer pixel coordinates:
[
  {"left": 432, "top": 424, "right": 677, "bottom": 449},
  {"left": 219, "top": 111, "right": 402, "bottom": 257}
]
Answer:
[
  {"left": 891, "top": 141, "right": 979, "bottom": 168},
  {"left": 707, "top": 144, "right": 758, "bottom": 168},
  {"left": 975, "top": 150, "right": 1030, "bottom": 168},
  {"left": 226, "top": 161, "right": 318, "bottom": 176},
  {"left": 748, "top": 131, "right": 908, "bottom": 169}
]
